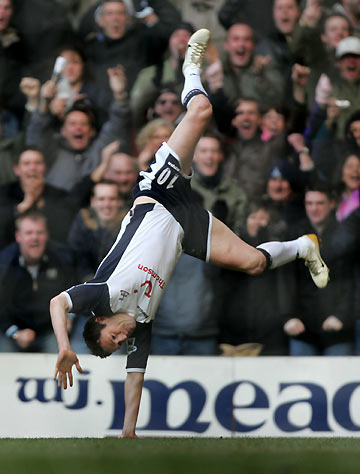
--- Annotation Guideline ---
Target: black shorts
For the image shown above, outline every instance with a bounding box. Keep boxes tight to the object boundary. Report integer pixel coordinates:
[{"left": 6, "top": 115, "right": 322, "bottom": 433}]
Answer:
[{"left": 132, "top": 142, "right": 212, "bottom": 261}]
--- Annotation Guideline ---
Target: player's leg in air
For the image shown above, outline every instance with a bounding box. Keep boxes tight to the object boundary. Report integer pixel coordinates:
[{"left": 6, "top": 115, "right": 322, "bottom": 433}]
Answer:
[{"left": 169, "top": 28, "right": 329, "bottom": 289}]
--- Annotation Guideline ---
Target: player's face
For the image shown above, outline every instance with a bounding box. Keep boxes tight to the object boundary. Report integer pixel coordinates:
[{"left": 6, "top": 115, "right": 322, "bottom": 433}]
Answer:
[
  {"left": 305, "top": 191, "right": 334, "bottom": 226},
  {"left": 273, "top": 0, "right": 300, "bottom": 36},
  {"left": 98, "top": 2, "right": 128, "bottom": 40},
  {"left": 342, "top": 154, "right": 360, "bottom": 192},
  {"left": 91, "top": 183, "right": 123, "bottom": 223},
  {"left": 104, "top": 153, "right": 138, "bottom": 195},
  {"left": 193, "top": 137, "right": 224, "bottom": 177},
  {"left": 15, "top": 218, "right": 48, "bottom": 265},
  {"left": 61, "top": 111, "right": 95, "bottom": 150},
  {"left": 224, "top": 24, "right": 254, "bottom": 68},
  {"left": 96, "top": 313, "right": 136, "bottom": 353}
]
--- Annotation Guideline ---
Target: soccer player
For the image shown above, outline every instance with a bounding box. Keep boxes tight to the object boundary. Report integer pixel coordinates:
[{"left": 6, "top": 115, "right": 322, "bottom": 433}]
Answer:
[{"left": 50, "top": 29, "right": 329, "bottom": 438}]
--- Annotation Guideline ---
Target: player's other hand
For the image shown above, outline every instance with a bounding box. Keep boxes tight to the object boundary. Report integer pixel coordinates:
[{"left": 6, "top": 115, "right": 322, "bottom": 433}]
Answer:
[{"left": 54, "top": 349, "right": 83, "bottom": 389}]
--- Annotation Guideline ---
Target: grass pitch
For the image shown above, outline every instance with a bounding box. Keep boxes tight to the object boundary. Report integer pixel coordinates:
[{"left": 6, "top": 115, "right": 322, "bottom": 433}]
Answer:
[{"left": 1, "top": 437, "right": 359, "bottom": 474}]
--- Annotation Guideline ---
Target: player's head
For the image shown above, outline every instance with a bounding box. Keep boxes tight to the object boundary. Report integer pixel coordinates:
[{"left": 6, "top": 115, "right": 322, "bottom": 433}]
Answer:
[{"left": 83, "top": 313, "right": 136, "bottom": 358}]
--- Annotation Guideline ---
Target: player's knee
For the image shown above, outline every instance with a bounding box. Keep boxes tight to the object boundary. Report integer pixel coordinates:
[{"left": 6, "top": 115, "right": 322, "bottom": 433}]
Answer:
[
  {"left": 189, "top": 94, "right": 212, "bottom": 121},
  {"left": 244, "top": 250, "right": 267, "bottom": 276}
]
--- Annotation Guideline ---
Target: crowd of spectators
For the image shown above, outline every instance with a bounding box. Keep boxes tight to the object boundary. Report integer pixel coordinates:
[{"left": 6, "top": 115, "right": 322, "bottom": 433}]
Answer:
[{"left": 1, "top": 0, "right": 360, "bottom": 357}]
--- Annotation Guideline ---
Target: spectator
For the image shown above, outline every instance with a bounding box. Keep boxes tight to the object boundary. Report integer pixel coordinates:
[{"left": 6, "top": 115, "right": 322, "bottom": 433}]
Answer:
[
  {"left": 191, "top": 132, "right": 247, "bottom": 233},
  {"left": 311, "top": 36, "right": 360, "bottom": 141},
  {"left": 223, "top": 98, "right": 285, "bottom": 200},
  {"left": 26, "top": 65, "right": 131, "bottom": 191},
  {"left": 144, "top": 87, "right": 184, "bottom": 128},
  {"left": 257, "top": 0, "right": 301, "bottom": 74},
  {"left": 263, "top": 159, "right": 308, "bottom": 232},
  {"left": 309, "top": 110, "right": 360, "bottom": 182},
  {"left": 219, "top": 199, "right": 291, "bottom": 356},
  {"left": 261, "top": 106, "right": 288, "bottom": 142},
  {"left": 0, "top": 210, "right": 76, "bottom": 353},
  {"left": 332, "top": 0, "right": 360, "bottom": 36},
  {"left": 68, "top": 180, "right": 127, "bottom": 281},
  {"left": 135, "top": 118, "right": 174, "bottom": 170},
  {"left": 283, "top": 182, "right": 356, "bottom": 355},
  {"left": 48, "top": 44, "right": 114, "bottom": 127},
  {"left": 151, "top": 252, "right": 221, "bottom": 355},
  {"left": 205, "top": 22, "right": 286, "bottom": 120},
  {"left": 0, "top": 147, "right": 78, "bottom": 248},
  {"left": 292, "top": 9, "right": 351, "bottom": 110},
  {"left": 80, "top": 0, "right": 181, "bottom": 94},
  {"left": 335, "top": 151, "right": 360, "bottom": 220}
]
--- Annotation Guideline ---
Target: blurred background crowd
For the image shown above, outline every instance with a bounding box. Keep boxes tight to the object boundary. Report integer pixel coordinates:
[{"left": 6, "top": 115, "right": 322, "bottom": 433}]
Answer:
[{"left": 0, "top": 0, "right": 360, "bottom": 357}]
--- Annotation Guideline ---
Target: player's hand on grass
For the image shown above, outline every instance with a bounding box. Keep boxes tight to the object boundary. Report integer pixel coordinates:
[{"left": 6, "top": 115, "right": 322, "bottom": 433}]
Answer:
[
  {"left": 54, "top": 349, "right": 83, "bottom": 389},
  {"left": 121, "top": 432, "right": 138, "bottom": 439}
]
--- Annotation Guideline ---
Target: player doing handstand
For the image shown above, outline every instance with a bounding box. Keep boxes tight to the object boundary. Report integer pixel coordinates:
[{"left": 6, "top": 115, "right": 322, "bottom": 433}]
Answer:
[{"left": 50, "top": 29, "right": 329, "bottom": 438}]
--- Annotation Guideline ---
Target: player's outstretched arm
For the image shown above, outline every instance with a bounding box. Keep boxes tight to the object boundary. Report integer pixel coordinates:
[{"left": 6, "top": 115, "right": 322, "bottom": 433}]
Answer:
[
  {"left": 121, "top": 372, "right": 145, "bottom": 438},
  {"left": 50, "top": 294, "right": 83, "bottom": 389}
]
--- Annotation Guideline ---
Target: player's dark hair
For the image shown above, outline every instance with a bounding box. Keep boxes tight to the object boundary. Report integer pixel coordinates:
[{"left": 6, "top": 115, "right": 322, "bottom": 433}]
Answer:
[{"left": 83, "top": 316, "right": 112, "bottom": 358}]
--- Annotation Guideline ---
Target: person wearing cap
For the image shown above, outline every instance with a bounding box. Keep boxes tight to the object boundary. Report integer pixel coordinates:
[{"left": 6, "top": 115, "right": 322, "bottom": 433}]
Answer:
[
  {"left": 312, "top": 35, "right": 360, "bottom": 140},
  {"left": 291, "top": 9, "right": 352, "bottom": 111},
  {"left": 263, "top": 159, "right": 308, "bottom": 232}
]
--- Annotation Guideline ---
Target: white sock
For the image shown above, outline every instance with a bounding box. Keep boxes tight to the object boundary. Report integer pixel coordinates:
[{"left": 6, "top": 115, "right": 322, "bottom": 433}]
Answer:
[
  {"left": 257, "top": 236, "right": 310, "bottom": 269},
  {"left": 181, "top": 68, "right": 207, "bottom": 108}
]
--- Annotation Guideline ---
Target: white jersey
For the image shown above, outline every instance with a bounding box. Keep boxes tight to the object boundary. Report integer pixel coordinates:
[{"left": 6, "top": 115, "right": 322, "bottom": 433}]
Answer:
[
  {"left": 64, "top": 202, "right": 183, "bottom": 322},
  {"left": 64, "top": 142, "right": 212, "bottom": 322}
]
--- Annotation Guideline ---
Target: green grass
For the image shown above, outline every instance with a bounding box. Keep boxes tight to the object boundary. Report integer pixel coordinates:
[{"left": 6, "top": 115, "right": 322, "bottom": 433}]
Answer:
[{"left": 0, "top": 437, "right": 359, "bottom": 474}]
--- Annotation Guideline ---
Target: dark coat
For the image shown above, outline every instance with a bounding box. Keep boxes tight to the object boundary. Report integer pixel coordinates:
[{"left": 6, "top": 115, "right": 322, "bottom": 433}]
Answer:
[
  {"left": 287, "top": 215, "right": 356, "bottom": 348},
  {"left": 0, "top": 241, "right": 77, "bottom": 335}
]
